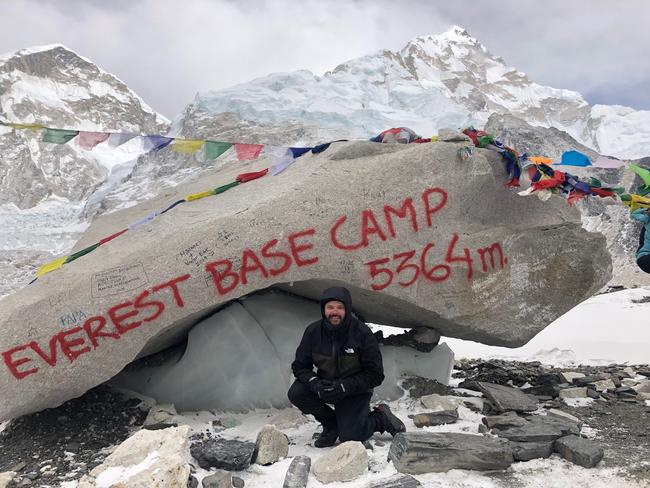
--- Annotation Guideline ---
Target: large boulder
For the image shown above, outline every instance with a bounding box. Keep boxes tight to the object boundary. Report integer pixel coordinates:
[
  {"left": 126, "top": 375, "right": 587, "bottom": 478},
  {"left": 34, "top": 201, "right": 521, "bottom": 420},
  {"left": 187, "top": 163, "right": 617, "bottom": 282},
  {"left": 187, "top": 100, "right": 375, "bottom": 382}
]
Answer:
[{"left": 0, "top": 141, "right": 610, "bottom": 420}]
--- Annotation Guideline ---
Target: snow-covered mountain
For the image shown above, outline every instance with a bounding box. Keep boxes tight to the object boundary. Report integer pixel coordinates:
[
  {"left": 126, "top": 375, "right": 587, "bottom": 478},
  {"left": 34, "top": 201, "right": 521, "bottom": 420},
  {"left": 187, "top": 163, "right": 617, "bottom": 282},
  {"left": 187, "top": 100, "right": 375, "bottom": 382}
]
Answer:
[
  {"left": 180, "top": 26, "right": 650, "bottom": 160},
  {"left": 0, "top": 44, "right": 169, "bottom": 297},
  {"left": 2, "top": 28, "right": 650, "bottom": 297}
]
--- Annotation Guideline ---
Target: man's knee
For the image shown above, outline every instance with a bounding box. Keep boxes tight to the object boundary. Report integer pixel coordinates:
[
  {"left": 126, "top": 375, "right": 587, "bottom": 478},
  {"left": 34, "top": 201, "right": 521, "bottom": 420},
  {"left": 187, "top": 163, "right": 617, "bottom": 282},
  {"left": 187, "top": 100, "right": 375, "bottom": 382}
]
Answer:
[
  {"left": 638, "top": 255, "right": 650, "bottom": 274},
  {"left": 288, "top": 380, "right": 310, "bottom": 406}
]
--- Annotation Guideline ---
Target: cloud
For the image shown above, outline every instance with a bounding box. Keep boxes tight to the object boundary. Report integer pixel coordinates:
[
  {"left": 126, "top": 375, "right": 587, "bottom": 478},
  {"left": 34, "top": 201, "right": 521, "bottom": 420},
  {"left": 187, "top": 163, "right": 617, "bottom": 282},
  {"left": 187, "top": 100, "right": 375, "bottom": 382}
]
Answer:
[{"left": 1, "top": 0, "right": 649, "bottom": 118}]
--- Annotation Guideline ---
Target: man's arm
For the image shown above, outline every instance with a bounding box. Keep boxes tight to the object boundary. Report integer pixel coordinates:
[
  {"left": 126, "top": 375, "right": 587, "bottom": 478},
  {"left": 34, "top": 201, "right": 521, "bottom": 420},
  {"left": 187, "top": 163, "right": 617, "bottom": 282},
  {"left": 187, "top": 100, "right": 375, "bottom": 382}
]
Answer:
[
  {"left": 291, "top": 326, "right": 318, "bottom": 385},
  {"left": 342, "top": 326, "right": 385, "bottom": 394}
]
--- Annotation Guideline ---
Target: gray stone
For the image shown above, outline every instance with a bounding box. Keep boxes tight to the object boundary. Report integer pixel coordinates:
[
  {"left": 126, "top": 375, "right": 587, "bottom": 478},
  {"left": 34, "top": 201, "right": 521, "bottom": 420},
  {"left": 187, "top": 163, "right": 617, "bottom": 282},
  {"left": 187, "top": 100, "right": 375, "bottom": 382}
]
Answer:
[
  {"left": 420, "top": 393, "right": 458, "bottom": 411},
  {"left": 190, "top": 439, "right": 256, "bottom": 471},
  {"left": 0, "top": 472, "right": 16, "bottom": 488},
  {"left": 201, "top": 470, "right": 231, "bottom": 488},
  {"left": 0, "top": 141, "right": 610, "bottom": 420},
  {"left": 482, "top": 414, "right": 527, "bottom": 430},
  {"left": 438, "top": 128, "right": 472, "bottom": 142},
  {"left": 478, "top": 382, "right": 538, "bottom": 413},
  {"left": 143, "top": 403, "right": 178, "bottom": 430},
  {"left": 573, "top": 374, "right": 611, "bottom": 386},
  {"left": 313, "top": 441, "right": 367, "bottom": 484},
  {"left": 555, "top": 435, "right": 604, "bottom": 468},
  {"left": 559, "top": 387, "right": 588, "bottom": 399},
  {"left": 232, "top": 477, "right": 244, "bottom": 488},
  {"left": 369, "top": 473, "right": 422, "bottom": 487},
  {"left": 635, "top": 380, "right": 650, "bottom": 393},
  {"left": 411, "top": 410, "right": 458, "bottom": 427},
  {"left": 510, "top": 441, "right": 554, "bottom": 461},
  {"left": 560, "top": 372, "right": 585, "bottom": 383},
  {"left": 591, "top": 379, "right": 616, "bottom": 392},
  {"left": 546, "top": 409, "right": 583, "bottom": 428},
  {"left": 188, "top": 475, "right": 198, "bottom": 488},
  {"left": 77, "top": 425, "right": 191, "bottom": 488},
  {"left": 388, "top": 432, "right": 513, "bottom": 474},
  {"left": 254, "top": 424, "right": 288, "bottom": 465},
  {"left": 282, "top": 456, "right": 311, "bottom": 488},
  {"left": 495, "top": 416, "right": 580, "bottom": 443}
]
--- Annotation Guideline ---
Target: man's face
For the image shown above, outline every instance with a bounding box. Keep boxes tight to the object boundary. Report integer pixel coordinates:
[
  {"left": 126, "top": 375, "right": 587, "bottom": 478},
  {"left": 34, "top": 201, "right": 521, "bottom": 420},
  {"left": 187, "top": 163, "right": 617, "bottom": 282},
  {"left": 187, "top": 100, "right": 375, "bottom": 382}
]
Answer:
[{"left": 324, "top": 300, "right": 346, "bottom": 326}]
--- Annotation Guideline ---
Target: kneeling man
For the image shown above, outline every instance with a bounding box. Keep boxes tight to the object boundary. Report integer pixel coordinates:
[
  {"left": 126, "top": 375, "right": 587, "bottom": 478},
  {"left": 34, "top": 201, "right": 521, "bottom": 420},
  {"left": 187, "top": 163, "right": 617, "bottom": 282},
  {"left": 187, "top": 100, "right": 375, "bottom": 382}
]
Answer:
[{"left": 288, "top": 286, "right": 405, "bottom": 447}]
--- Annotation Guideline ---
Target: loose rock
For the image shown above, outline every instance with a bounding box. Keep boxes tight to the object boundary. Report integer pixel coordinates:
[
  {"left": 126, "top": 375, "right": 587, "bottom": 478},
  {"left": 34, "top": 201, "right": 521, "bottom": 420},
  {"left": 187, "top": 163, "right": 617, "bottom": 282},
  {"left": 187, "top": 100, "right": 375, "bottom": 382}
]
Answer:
[
  {"left": 388, "top": 432, "right": 513, "bottom": 474},
  {"left": 411, "top": 410, "right": 458, "bottom": 427},
  {"left": 559, "top": 387, "right": 588, "bottom": 399},
  {"left": 509, "top": 441, "right": 554, "bottom": 461},
  {"left": 369, "top": 473, "right": 422, "bottom": 487},
  {"left": 202, "top": 469, "right": 231, "bottom": 488},
  {"left": 254, "top": 425, "right": 288, "bottom": 465},
  {"left": 190, "top": 439, "right": 255, "bottom": 471},
  {"left": 478, "top": 382, "right": 538, "bottom": 413},
  {"left": 555, "top": 435, "right": 604, "bottom": 468},
  {"left": 143, "top": 404, "right": 178, "bottom": 430},
  {"left": 420, "top": 394, "right": 458, "bottom": 412},
  {"left": 282, "top": 455, "right": 310, "bottom": 488},
  {"left": 312, "top": 441, "right": 367, "bottom": 484}
]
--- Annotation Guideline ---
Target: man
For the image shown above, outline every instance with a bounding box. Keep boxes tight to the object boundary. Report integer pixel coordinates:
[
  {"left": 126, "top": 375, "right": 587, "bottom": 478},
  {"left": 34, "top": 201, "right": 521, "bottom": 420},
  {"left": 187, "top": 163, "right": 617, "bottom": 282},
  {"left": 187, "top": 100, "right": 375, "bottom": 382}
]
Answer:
[
  {"left": 288, "top": 286, "right": 406, "bottom": 447},
  {"left": 631, "top": 207, "right": 650, "bottom": 273}
]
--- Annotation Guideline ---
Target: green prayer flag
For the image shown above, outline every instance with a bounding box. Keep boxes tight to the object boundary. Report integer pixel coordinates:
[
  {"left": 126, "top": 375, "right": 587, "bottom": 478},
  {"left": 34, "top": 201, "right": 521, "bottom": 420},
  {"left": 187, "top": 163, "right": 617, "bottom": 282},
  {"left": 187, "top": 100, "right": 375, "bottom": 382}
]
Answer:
[
  {"left": 42, "top": 128, "right": 79, "bottom": 144},
  {"left": 589, "top": 177, "right": 602, "bottom": 188},
  {"left": 205, "top": 141, "right": 232, "bottom": 160},
  {"left": 65, "top": 242, "right": 100, "bottom": 263},
  {"left": 630, "top": 164, "right": 650, "bottom": 187},
  {"left": 213, "top": 181, "right": 240, "bottom": 195}
]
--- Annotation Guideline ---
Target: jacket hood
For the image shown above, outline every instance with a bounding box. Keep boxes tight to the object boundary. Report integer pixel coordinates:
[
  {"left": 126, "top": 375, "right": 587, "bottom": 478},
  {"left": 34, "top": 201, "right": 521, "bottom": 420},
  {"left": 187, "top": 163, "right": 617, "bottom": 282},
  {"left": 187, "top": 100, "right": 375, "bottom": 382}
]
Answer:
[{"left": 320, "top": 286, "right": 353, "bottom": 331}]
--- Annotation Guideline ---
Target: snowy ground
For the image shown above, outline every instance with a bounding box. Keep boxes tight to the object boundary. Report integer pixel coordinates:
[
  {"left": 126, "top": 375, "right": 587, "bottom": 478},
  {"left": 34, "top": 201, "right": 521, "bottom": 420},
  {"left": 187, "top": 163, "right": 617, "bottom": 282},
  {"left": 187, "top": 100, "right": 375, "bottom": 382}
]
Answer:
[{"left": 443, "top": 287, "right": 650, "bottom": 366}]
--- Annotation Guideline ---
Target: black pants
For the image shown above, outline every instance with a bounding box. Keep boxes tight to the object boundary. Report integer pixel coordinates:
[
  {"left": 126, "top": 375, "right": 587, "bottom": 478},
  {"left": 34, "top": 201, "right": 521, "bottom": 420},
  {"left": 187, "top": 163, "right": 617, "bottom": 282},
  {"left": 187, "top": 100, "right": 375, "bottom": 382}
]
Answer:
[
  {"left": 287, "top": 380, "right": 385, "bottom": 442},
  {"left": 638, "top": 227, "right": 650, "bottom": 273}
]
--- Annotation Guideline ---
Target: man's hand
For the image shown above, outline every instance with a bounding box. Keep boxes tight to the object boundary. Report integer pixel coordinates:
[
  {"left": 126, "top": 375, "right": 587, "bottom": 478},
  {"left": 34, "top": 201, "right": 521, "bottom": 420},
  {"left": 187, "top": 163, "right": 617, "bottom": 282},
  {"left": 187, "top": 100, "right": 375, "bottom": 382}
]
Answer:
[{"left": 319, "top": 381, "right": 347, "bottom": 404}]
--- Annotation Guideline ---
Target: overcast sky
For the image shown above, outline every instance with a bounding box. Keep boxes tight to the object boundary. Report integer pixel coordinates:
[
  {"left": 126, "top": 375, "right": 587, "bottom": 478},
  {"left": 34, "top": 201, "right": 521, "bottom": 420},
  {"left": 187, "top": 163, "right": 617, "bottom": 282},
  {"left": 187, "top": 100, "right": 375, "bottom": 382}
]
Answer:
[{"left": 1, "top": 0, "right": 649, "bottom": 119}]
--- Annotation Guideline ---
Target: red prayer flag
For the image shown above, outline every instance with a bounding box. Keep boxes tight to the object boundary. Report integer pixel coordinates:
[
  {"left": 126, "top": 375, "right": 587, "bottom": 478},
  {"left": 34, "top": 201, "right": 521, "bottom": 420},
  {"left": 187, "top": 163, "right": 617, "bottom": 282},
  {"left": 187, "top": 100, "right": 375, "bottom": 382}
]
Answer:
[
  {"left": 235, "top": 143, "right": 264, "bottom": 161},
  {"left": 77, "top": 131, "right": 110, "bottom": 150},
  {"left": 236, "top": 168, "right": 269, "bottom": 182}
]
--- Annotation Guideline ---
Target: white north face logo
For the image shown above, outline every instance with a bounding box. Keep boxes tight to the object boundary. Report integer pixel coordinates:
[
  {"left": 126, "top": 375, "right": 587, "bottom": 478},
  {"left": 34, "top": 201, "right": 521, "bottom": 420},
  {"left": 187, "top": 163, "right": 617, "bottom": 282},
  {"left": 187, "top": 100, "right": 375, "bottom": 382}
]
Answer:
[{"left": 345, "top": 348, "right": 355, "bottom": 354}]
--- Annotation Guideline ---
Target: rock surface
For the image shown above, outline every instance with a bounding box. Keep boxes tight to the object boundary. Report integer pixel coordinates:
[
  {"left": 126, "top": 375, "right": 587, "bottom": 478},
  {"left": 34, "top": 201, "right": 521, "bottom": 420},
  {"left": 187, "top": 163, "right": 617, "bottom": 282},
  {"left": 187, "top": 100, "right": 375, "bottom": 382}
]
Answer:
[
  {"left": 369, "top": 473, "right": 422, "bottom": 487},
  {"left": 388, "top": 432, "right": 513, "bottom": 474},
  {"left": 478, "top": 382, "right": 538, "bottom": 413},
  {"left": 282, "top": 455, "right": 311, "bottom": 488},
  {"left": 190, "top": 438, "right": 255, "bottom": 471},
  {"left": 77, "top": 425, "right": 191, "bottom": 488},
  {"left": 555, "top": 435, "right": 604, "bottom": 468},
  {"left": 312, "top": 441, "right": 367, "bottom": 484},
  {"left": 201, "top": 470, "right": 232, "bottom": 488},
  {"left": 0, "top": 140, "right": 610, "bottom": 420},
  {"left": 254, "top": 424, "right": 288, "bottom": 465},
  {"left": 411, "top": 410, "right": 458, "bottom": 427},
  {"left": 509, "top": 440, "right": 555, "bottom": 461}
]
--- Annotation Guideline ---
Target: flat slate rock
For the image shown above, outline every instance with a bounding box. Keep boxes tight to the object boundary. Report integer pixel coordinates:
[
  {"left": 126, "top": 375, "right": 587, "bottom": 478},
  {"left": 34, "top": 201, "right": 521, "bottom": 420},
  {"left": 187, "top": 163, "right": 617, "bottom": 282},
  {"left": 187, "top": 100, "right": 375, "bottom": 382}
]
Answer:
[
  {"left": 282, "top": 455, "right": 311, "bottom": 488},
  {"left": 369, "top": 473, "right": 422, "bottom": 487},
  {"left": 555, "top": 435, "right": 604, "bottom": 468},
  {"left": 483, "top": 414, "right": 527, "bottom": 430},
  {"left": 478, "top": 382, "right": 538, "bottom": 413},
  {"left": 495, "top": 416, "right": 580, "bottom": 443},
  {"left": 388, "top": 432, "right": 513, "bottom": 474},
  {"left": 190, "top": 438, "right": 255, "bottom": 471},
  {"left": 510, "top": 440, "right": 554, "bottom": 461},
  {"left": 411, "top": 410, "right": 458, "bottom": 427}
]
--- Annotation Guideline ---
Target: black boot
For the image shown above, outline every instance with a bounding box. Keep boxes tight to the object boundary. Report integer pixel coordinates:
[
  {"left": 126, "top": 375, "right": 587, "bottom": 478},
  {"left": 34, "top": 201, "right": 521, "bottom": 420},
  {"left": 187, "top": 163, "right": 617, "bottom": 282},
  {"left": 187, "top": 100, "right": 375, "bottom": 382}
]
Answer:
[
  {"left": 375, "top": 404, "right": 406, "bottom": 437},
  {"left": 314, "top": 424, "right": 338, "bottom": 448}
]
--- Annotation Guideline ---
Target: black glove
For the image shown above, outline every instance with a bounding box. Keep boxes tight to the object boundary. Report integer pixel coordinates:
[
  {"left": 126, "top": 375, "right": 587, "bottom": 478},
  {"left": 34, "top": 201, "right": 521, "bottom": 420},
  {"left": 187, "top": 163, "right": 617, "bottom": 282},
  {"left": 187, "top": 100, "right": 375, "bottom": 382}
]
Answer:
[
  {"left": 319, "top": 381, "right": 347, "bottom": 404},
  {"left": 308, "top": 378, "right": 323, "bottom": 395}
]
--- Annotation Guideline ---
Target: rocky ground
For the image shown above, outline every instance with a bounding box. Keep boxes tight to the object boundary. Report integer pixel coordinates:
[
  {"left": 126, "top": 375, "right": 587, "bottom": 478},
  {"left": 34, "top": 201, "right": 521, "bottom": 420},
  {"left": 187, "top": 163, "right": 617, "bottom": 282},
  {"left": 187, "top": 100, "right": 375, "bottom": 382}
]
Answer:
[{"left": 0, "top": 359, "right": 648, "bottom": 487}]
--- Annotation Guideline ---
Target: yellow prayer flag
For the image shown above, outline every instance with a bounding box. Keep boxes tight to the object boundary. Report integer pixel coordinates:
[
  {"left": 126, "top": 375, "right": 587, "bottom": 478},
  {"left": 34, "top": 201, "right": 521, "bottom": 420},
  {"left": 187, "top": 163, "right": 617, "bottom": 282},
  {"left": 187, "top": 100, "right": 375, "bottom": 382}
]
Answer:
[
  {"left": 186, "top": 190, "right": 214, "bottom": 202},
  {"left": 628, "top": 194, "right": 650, "bottom": 210},
  {"left": 36, "top": 256, "right": 68, "bottom": 277},
  {"left": 6, "top": 123, "right": 44, "bottom": 132},
  {"left": 172, "top": 139, "right": 205, "bottom": 154}
]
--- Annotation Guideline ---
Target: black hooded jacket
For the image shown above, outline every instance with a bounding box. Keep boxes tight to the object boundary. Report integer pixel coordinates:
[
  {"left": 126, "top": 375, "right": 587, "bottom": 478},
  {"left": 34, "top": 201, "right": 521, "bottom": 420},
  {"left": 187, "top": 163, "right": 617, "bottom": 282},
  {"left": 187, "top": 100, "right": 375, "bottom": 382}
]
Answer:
[{"left": 291, "top": 287, "right": 385, "bottom": 395}]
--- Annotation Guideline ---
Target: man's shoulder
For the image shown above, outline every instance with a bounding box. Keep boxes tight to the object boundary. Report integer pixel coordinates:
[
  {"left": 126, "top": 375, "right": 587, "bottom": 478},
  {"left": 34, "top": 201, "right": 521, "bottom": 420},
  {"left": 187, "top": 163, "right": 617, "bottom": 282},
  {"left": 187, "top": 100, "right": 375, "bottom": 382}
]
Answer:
[{"left": 304, "top": 320, "right": 322, "bottom": 334}]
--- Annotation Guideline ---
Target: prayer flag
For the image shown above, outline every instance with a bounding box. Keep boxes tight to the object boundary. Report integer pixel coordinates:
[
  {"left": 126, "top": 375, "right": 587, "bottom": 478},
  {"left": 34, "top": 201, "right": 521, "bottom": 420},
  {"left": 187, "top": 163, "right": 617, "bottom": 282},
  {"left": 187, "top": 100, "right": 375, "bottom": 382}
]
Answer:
[
  {"left": 99, "top": 229, "right": 128, "bottom": 245},
  {"left": 236, "top": 169, "right": 268, "bottom": 182},
  {"left": 235, "top": 143, "right": 264, "bottom": 161},
  {"left": 593, "top": 156, "right": 626, "bottom": 169},
  {"left": 558, "top": 150, "right": 591, "bottom": 167},
  {"left": 65, "top": 243, "right": 100, "bottom": 263},
  {"left": 529, "top": 156, "right": 553, "bottom": 165},
  {"left": 128, "top": 211, "right": 159, "bottom": 230},
  {"left": 186, "top": 190, "right": 214, "bottom": 201},
  {"left": 42, "top": 128, "right": 78, "bottom": 144},
  {"left": 36, "top": 256, "right": 67, "bottom": 277},
  {"left": 265, "top": 146, "right": 296, "bottom": 175},
  {"left": 289, "top": 147, "right": 311, "bottom": 158},
  {"left": 107, "top": 132, "right": 138, "bottom": 148},
  {"left": 77, "top": 131, "right": 109, "bottom": 150},
  {"left": 213, "top": 181, "right": 240, "bottom": 195},
  {"left": 5, "top": 122, "right": 44, "bottom": 131},
  {"left": 143, "top": 135, "right": 173, "bottom": 152},
  {"left": 172, "top": 139, "right": 205, "bottom": 154},
  {"left": 205, "top": 141, "right": 232, "bottom": 160},
  {"left": 630, "top": 164, "right": 650, "bottom": 188}
]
